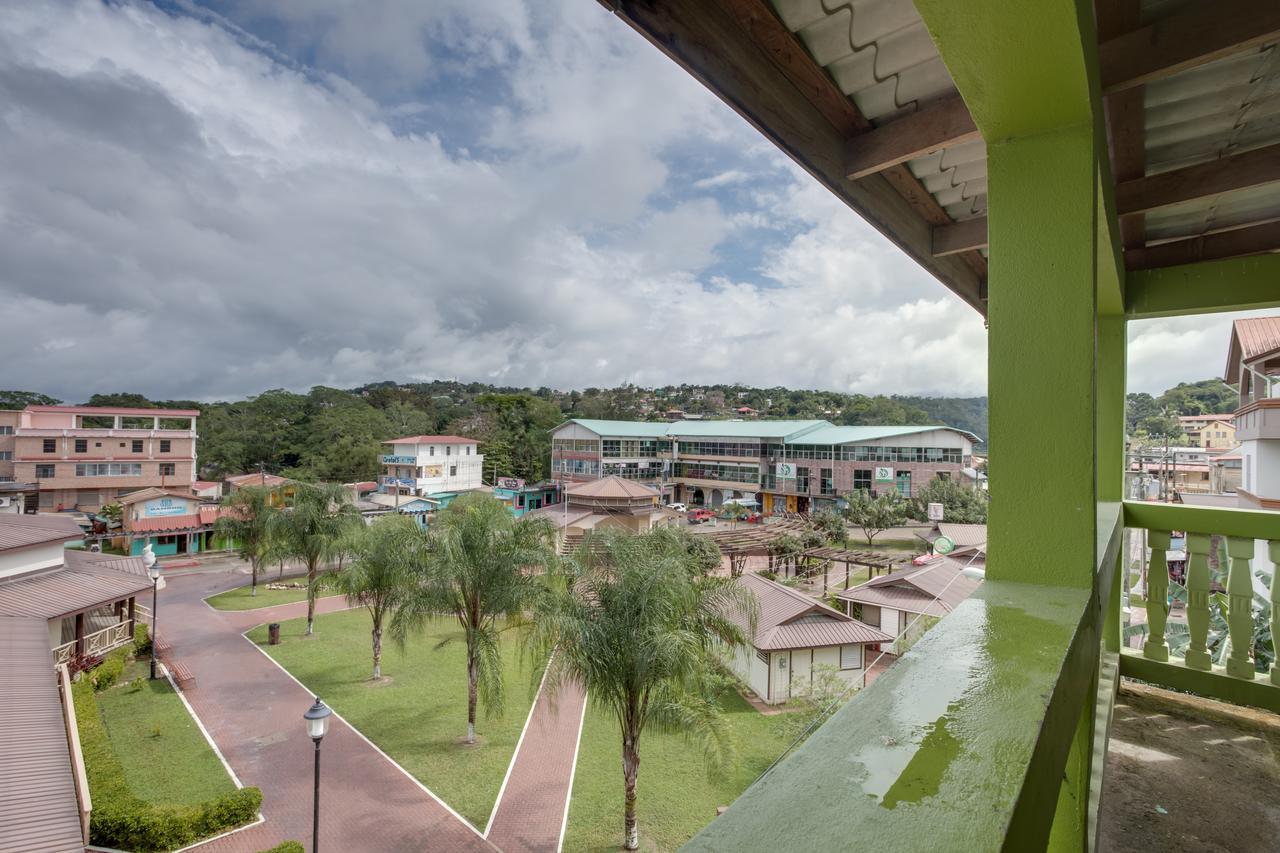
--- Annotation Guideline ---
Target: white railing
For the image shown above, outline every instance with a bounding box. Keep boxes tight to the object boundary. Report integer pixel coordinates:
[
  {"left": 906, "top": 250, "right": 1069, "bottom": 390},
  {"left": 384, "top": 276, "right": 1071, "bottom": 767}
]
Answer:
[
  {"left": 52, "top": 621, "right": 133, "bottom": 666},
  {"left": 56, "top": 663, "right": 92, "bottom": 843}
]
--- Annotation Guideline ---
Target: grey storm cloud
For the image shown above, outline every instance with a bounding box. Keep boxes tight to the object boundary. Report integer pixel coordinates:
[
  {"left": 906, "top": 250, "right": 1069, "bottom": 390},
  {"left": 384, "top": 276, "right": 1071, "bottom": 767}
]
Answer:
[{"left": 10, "top": 0, "right": 1240, "bottom": 405}]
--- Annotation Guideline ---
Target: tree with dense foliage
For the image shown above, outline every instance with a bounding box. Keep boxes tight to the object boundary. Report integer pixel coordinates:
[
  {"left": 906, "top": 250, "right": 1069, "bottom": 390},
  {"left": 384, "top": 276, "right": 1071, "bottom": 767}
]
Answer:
[
  {"left": 268, "top": 482, "right": 360, "bottom": 635},
  {"left": 0, "top": 390, "right": 61, "bottom": 408},
  {"left": 215, "top": 485, "right": 278, "bottom": 597},
  {"left": 392, "top": 493, "right": 554, "bottom": 743},
  {"left": 908, "top": 476, "right": 988, "bottom": 524},
  {"left": 722, "top": 501, "right": 750, "bottom": 527},
  {"left": 531, "top": 527, "right": 757, "bottom": 850},
  {"left": 810, "top": 509, "right": 847, "bottom": 544},
  {"left": 842, "top": 489, "right": 908, "bottom": 546},
  {"left": 329, "top": 516, "right": 417, "bottom": 679}
]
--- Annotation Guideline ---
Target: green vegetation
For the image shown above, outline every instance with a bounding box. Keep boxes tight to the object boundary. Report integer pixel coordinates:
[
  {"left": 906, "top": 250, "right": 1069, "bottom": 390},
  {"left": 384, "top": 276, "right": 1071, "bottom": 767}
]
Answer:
[
  {"left": 75, "top": 658, "right": 260, "bottom": 851},
  {"left": 562, "top": 690, "right": 790, "bottom": 852},
  {"left": 268, "top": 482, "right": 361, "bottom": 634},
  {"left": 908, "top": 475, "right": 988, "bottom": 524},
  {"left": 205, "top": 579, "right": 335, "bottom": 611},
  {"left": 248, "top": 608, "right": 542, "bottom": 828},
  {"left": 216, "top": 484, "right": 278, "bottom": 596},
  {"left": 257, "top": 843, "right": 305, "bottom": 853},
  {"left": 392, "top": 493, "right": 555, "bottom": 743},
  {"left": 532, "top": 528, "right": 756, "bottom": 850},
  {"left": 330, "top": 515, "right": 417, "bottom": 679},
  {"left": 842, "top": 489, "right": 909, "bottom": 546},
  {"left": 1126, "top": 378, "right": 1237, "bottom": 441}
]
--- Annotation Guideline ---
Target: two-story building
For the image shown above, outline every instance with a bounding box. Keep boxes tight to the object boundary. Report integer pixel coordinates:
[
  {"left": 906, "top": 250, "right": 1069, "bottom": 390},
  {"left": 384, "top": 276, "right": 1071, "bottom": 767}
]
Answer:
[
  {"left": 380, "top": 435, "right": 484, "bottom": 503},
  {"left": 1178, "top": 414, "right": 1237, "bottom": 451},
  {"left": 1224, "top": 317, "right": 1280, "bottom": 510},
  {"left": 550, "top": 418, "right": 979, "bottom": 514},
  {"left": 7, "top": 405, "right": 199, "bottom": 512}
]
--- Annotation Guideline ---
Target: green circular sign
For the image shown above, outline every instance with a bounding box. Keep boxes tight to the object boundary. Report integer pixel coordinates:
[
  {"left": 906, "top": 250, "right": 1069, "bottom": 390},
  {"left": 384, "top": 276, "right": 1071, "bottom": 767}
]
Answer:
[{"left": 933, "top": 535, "right": 956, "bottom": 555}]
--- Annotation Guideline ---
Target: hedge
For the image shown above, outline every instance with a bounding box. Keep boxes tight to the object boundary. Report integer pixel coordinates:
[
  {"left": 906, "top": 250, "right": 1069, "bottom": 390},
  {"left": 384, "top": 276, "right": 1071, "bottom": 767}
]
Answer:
[
  {"left": 89, "top": 646, "right": 129, "bottom": 692},
  {"left": 257, "top": 843, "right": 304, "bottom": 853},
  {"left": 72, "top": 678, "right": 262, "bottom": 851},
  {"left": 134, "top": 622, "right": 152, "bottom": 656}
]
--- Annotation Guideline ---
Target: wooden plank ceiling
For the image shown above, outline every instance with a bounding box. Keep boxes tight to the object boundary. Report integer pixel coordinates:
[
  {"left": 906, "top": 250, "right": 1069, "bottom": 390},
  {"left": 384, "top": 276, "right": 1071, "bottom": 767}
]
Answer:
[{"left": 598, "top": 0, "right": 1280, "bottom": 314}]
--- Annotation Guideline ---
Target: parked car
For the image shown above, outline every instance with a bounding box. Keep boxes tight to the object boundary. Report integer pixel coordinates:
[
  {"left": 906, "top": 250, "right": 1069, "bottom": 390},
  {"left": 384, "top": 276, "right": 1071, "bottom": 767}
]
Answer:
[
  {"left": 666, "top": 502, "right": 687, "bottom": 513},
  {"left": 686, "top": 508, "right": 715, "bottom": 524}
]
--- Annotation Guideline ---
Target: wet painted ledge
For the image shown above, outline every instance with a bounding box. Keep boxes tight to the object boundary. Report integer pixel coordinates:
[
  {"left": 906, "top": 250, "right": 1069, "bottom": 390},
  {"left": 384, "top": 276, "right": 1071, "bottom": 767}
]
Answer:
[{"left": 684, "top": 579, "right": 1094, "bottom": 852}]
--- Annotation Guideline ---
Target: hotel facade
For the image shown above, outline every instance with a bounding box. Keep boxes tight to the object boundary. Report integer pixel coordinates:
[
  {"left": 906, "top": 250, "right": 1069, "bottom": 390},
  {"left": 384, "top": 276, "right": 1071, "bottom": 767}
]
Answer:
[
  {"left": 1, "top": 405, "right": 198, "bottom": 512},
  {"left": 550, "top": 418, "right": 978, "bottom": 514},
  {"left": 380, "top": 434, "right": 484, "bottom": 501}
]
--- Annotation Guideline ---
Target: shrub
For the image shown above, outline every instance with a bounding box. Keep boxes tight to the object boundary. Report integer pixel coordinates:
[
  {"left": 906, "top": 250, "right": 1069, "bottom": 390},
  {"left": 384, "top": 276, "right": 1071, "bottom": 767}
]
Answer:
[
  {"left": 72, "top": 679, "right": 262, "bottom": 851},
  {"left": 90, "top": 647, "right": 129, "bottom": 692},
  {"left": 133, "top": 623, "right": 152, "bottom": 656},
  {"left": 258, "top": 843, "right": 305, "bottom": 853}
]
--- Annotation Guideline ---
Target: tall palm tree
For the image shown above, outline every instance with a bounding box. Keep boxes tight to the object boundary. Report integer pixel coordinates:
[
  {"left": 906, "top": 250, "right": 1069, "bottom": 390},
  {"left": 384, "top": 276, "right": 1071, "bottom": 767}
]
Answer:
[
  {"left": 392, "top": 492, "right": 554, "bottom": 744},
  {"left": 530, "top": 527, "right": 757, "bottom": 850},
  {"left": 329, "top": 515, "right": 416, "bottom": 679},
  {"left": 268, "top": 481, "right": 360, "bottom": 635},
  {"left": 215, "top": 485, "right": 276, "bottom": 596}
]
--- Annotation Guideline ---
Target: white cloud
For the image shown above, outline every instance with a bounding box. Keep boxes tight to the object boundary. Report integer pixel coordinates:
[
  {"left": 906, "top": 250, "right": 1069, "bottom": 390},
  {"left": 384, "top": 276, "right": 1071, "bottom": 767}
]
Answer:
[
  {"left": 0, "top": 0, "right": 992, "bottom": 405},
  {"left": 1127, "top": 309, "right": 1275, "bottom": 394}
]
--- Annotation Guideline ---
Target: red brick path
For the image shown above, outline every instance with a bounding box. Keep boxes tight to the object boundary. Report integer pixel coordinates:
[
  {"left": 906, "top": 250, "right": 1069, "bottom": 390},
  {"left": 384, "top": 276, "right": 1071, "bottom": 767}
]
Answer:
[
  {"left": 484, "top": 675, "right": 587, "bottom": 853},
  {"left": 159, "top": 568, "right": 496, "bottom": 852}
]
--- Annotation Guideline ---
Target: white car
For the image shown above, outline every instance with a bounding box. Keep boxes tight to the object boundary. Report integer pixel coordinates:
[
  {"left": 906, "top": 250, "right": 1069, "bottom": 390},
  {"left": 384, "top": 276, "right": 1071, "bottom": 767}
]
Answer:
[{"left": 666, "top": 502, "right": 687, "bottom": 513}]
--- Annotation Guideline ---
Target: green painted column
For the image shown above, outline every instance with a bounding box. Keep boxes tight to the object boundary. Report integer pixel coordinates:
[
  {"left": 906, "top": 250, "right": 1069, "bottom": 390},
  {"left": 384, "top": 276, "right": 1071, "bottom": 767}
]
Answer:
[
  {"left": 1270, "top": 540, "right": 1280, "bottom": 687},
  {"left": 985, "top": 123, "right": 1098, "bottom": 589},
  {"left": 1183, "top": 533, "right": 1213, "bottom": 671},
  {"left": 1225, "top": 537, "right": 1257, "bottom": 679},
  {"left": 1143, "top": 530, "right": 1171, "bottom": 662}
]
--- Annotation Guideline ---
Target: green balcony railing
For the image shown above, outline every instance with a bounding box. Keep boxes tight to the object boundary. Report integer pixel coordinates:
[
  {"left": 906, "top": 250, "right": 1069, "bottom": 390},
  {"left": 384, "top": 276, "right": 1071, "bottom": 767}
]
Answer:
[{"left": 1120, "top": 501, "right": 1280, "bottom": 713}]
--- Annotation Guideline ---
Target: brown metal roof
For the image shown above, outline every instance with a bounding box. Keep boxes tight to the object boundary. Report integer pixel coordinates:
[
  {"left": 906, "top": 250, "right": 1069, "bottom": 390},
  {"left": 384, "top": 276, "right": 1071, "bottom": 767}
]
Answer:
[
  {"left": 0, "top": 552, "right": 152, "bottom": 620},
  {"left": 0, "top": 616, "right": 85, "bottom": 853},
  {"left": 0, "top": 514, "right": 83, "bottom": 552},
  {"left": 737, "top": 573, "right": 891, "bottom": 650},
  {"left": 565, "top": 476, "right": 660, "bottom": 500},
  {"left": 837, "top": 556, "right": 981, "bottom": 616},
  {"left": 116, "top": 487, "right": 201, "bottom": 506},
  {"left": 1225, "top": 316, "right": 1280, "bottom": 379}
]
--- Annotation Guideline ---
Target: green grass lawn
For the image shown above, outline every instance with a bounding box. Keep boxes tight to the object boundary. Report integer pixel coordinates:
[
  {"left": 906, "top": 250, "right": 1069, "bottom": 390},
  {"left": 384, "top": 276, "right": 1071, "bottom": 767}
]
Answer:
[
  {"left": 205, "top": 575, "right": 336, "bottom": 610},
  {"left": 562, "top": 690, "right": 792, "bottom": 852},
  {"left": 94, "top": 659, "right": 236, "bottom": 805},
  {"left": 248, "top": 608, "right": 543, "bottom": 828}
]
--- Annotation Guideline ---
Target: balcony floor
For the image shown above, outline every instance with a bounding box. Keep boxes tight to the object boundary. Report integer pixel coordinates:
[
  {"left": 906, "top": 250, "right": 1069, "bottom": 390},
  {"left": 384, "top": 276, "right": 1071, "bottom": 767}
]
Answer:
[{"left": 1098, "top": 680, "right": 1280, "bottom": 852}]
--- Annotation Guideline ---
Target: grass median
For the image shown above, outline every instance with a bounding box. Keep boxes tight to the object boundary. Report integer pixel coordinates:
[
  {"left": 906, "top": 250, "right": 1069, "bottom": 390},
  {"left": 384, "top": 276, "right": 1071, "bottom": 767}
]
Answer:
[{"left": 247, "top": 608, "right": 544, "bottom": 828}]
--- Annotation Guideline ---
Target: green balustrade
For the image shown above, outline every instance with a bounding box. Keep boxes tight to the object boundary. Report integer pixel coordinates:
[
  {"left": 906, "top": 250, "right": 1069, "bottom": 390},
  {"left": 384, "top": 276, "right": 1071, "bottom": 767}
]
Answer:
[
  {"left": 1271, "top": 540, "right": 1280, "bottom": 688},
  {"left": 1183, "top": 533, "right": 1212, "bottom": 671},
  {"left": 1142, "top": 530, "right": 1171, "bottom": 663},
  {"left": 1225, "top": 537, "right": 1258, "bottom": 680}
]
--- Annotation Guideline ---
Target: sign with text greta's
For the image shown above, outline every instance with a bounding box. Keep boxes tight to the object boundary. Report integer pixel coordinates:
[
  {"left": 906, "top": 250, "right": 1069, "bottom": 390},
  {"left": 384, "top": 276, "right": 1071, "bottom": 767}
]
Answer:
[
  {"left": 497, "top": 477, "right": 525, "bottom": 491},
  {"left": 874, "top": 466, "right": 895, "bottom": 483},
  {"left": 775, "top": 463, "right": 796, "bottom": 479},
  {"left": 144, "top": 497, "right": 187, "bottom": 517}
]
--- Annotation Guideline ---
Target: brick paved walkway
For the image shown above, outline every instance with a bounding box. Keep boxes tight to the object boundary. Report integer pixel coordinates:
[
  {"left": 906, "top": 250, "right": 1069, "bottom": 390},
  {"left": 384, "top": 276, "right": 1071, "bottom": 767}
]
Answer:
[
  {"left": 484, "top": 674, "right": 587, "bottom": 853},
  {"left": 159, "top": 568, "right": 496, "bottom": 852}
]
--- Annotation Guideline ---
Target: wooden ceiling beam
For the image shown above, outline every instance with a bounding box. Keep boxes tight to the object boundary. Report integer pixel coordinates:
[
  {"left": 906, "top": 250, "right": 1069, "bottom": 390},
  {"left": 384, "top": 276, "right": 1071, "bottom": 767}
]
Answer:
[
  {"left": 1116, "top": 142, "right": 1280, "bottom": 215},
  {"left": 932, "top": 216, "right": 987, "bottom": 257},
  {"left": 1100, "top": 0, "right": 1280, "bottom": 94},
  {"left": 1125, "top": 221, "right": 1280, "bottom": 270},
  {"left": 844, "top": 94, "right": 980, "bottom": 180},
  {"left": 1098, "top": 0, "right": 1145, "bottom": 250}
]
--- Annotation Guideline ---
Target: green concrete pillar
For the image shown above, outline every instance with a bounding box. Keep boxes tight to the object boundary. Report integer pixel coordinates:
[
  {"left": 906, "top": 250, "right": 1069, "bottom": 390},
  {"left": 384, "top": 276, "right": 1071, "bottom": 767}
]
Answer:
[
  {"left": 1225, "top": 537, "right": 1257, "bottom": 679},
  {"left": 1270, "top": 540, "right": 1280, "bottom": 687},
  {"left": 986, "top": 123, "right": 1098, "bottom": 588}
]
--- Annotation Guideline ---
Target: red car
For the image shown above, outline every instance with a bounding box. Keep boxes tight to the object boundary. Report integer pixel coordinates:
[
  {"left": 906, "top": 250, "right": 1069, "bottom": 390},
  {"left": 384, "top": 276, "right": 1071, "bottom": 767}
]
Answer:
[{"left": 686, "top": 508, "right": 716, "bottom": 524}]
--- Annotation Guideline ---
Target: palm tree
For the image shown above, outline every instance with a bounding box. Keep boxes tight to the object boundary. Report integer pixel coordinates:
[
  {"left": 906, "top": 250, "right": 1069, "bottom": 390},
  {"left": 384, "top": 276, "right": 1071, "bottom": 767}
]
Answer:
[
  {"left": 215, "top": 485, "right": 276, "bottom": 596},
  {"left": 329, "top": 515, "right": 416, "bottom": 679},
  {"left": 530, "top": 527, "right": 757, "bottom": 850},
  {"left": 392, "top": 492, "right": 554, "bottom": 744},
  {"left": 268, "top": 481, "right": 360, "bottom": 635}
]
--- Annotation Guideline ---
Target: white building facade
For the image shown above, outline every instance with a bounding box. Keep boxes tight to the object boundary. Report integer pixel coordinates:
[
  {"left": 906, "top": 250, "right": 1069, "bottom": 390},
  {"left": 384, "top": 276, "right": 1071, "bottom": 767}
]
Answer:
[{"left": 381, "top": 435, "right": 484, "bottom": 498}]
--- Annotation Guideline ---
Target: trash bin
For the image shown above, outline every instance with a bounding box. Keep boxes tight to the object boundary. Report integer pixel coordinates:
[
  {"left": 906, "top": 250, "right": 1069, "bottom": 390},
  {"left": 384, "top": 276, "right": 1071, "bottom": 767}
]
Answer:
[{"left": 268, "top": 623, "right": 280, "bottom": 645}]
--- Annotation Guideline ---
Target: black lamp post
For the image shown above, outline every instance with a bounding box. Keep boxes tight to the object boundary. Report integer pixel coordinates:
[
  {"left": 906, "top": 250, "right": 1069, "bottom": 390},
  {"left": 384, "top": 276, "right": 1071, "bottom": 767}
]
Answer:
[
  {"left": 304, "top": 697, "right": 332, "bottom": 853},
  {"left": 143, "top": 544, "right": 161, "bottom": 680}
]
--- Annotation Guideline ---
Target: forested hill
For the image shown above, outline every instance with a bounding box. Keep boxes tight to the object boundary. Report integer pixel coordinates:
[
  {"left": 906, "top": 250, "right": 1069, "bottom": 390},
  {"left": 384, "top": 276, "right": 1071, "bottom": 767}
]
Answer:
[{"left": 4, "top": 382, "right": 995, "bottom": 483}]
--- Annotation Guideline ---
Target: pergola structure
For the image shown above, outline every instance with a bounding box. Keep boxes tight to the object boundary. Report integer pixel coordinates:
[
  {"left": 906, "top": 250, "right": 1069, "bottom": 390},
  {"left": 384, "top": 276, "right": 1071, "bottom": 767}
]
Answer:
[
  {"left": 599, "top": 1, "right": 1280, "bottom": 850},
  {"left": 801, "top": 546, "right": 908, "bottom": 591},
  {"left": 687, "top": 519, "right": 813, "bottom": 575}
]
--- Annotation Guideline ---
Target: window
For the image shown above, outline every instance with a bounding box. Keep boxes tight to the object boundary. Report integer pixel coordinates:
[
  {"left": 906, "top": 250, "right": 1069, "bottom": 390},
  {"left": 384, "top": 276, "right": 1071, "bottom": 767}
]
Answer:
[
  {"left": 429, "top": 446, "right": 434, "bottom": 456},
  {"left": 74, "top": 439, "right": 87, "bottom": 453},
  {"left": 896, "top": 470, "right": 912, "bottom": 497},
  {"left": 840, "top": 644, "right": 862, "bottom": 670},
  {"left": 755, "top": 649, "right": 769, "bottom": 665},
  {"left": 0, "top": 425, "right": 12, "bottom": 435},
  {"left": 795, "top": 466, "right": 809, "bottom": 493},
  {"left": 159, "top": 463, "right": 176, "bottom": 476},
  {"left": 35, "top": 464, "right": 55, "bottom": 478},
  {"left": 132, "top": 439, "right": 143, "bottom": 453},
  {"left": 853, "top": 469, "right": 872, "bottom": 492},
  {"left": 449, "top": 466, "right": 457, "bottom": 477},
  {"left": 820, "top": 468, "right": 834, "bottom": 495},
  {"left": 860, "top": 604, "right": 881, "bottom": 627},
  {"left": 43, "top": 438, "right": 56, "bottom": 453},
  {"left": 446, "top": 446, "right": 452, "bottom": 456},
  {"left": 160, "top": 440, "right": 171, "bottom": 453},
  {"left": 94, "top": 442, "right": 101, "bottom": 447},
  {"left": 465, "top": 446, "right": 471, "bottom": 455},
  {"left": 0, "top": 451, "right": 11, "bottom": 461},
  {"left": 74, "top": 463, "right": 143, "bottom": 477}
]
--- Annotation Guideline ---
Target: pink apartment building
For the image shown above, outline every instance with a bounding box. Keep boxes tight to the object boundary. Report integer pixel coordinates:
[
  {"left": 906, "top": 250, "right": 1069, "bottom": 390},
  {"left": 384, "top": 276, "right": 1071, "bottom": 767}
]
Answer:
[{"left": 3, "top": 405, "right": 199, "bottom": 511}]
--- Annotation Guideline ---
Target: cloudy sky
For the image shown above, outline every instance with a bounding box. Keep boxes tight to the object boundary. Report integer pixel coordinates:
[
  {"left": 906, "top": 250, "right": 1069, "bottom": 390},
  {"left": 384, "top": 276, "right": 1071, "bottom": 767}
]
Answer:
[{"left": 0, "top": 1, "right": 1259, "bottom": 404}]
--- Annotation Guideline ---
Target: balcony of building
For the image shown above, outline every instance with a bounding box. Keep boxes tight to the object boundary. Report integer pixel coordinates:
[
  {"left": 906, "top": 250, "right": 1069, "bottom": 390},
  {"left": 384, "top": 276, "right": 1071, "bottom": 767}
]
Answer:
[{"left": 596, "top": 0, "right": 1280, "bottom": 850}]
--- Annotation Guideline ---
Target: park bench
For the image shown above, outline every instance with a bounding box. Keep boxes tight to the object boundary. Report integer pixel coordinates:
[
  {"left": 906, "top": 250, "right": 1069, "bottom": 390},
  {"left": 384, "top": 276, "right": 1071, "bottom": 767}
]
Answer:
[
  {"left": 153, "top": 636, "right": 173, "bottom": 660},
  {"left": 168, "top": 660, "right": 196, "bottom": 690}
]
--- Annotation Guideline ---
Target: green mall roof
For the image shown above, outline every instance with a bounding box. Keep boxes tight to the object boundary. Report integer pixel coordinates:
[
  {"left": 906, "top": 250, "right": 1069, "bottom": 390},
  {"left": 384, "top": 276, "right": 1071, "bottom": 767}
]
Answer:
[{"left": 558, "top": 419, "right": 979, "bottom": 444}]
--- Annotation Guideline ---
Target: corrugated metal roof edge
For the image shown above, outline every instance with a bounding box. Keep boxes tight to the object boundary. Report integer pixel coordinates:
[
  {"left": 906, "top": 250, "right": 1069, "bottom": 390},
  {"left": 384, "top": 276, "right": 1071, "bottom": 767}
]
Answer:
[{"left": 553, "top": 418, "right": 982, "bottom": 444}]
